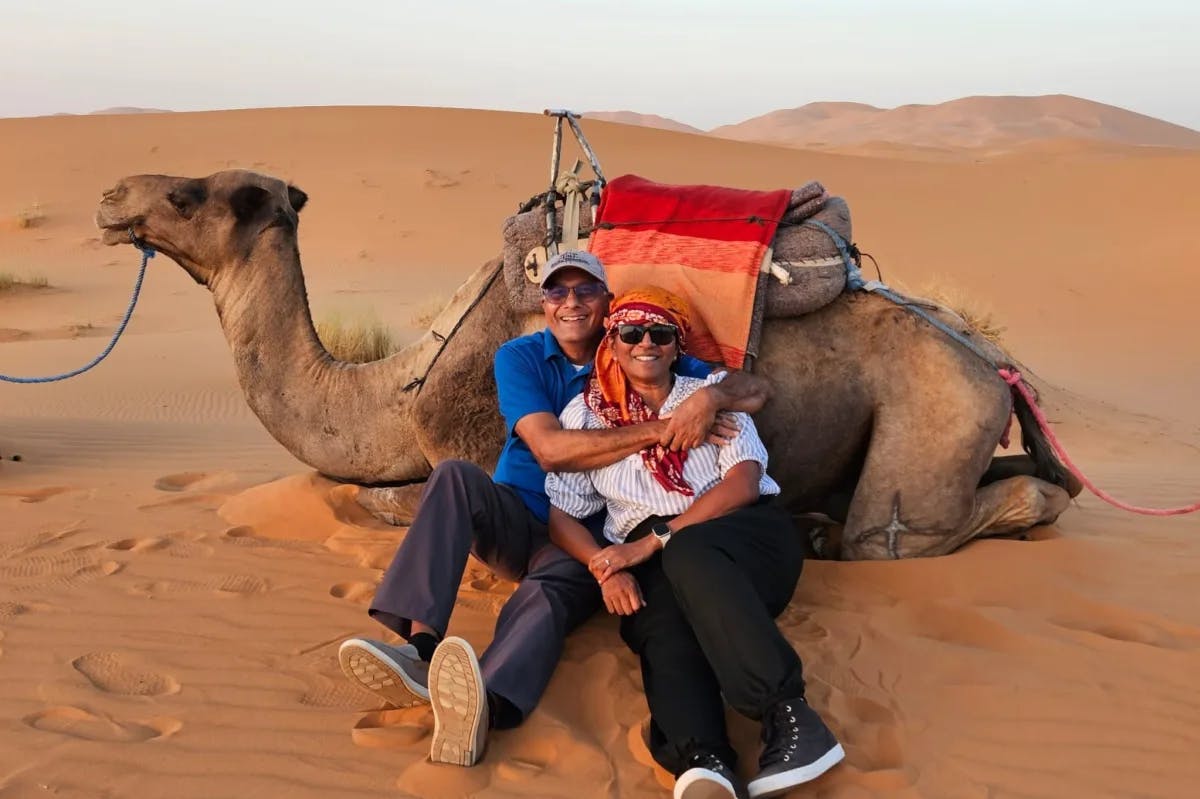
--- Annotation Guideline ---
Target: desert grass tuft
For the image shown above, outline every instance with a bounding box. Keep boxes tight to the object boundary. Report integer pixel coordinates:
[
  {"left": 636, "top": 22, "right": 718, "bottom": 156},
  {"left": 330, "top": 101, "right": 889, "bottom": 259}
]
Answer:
[
  {"left": 0, "top": 273, "right": 51, "bottom": 293},
  {"left": 409, "top": 294, "right": 449, "bottom": 330},
  {"left": 899, "top": 277, "right": 1007, "bottom": 346},
  {"left": 15, "top": 203, "right": 46, "bottom": 229},
  {"left": 315, "top": 310, "right": 399, "bottom": 363}
]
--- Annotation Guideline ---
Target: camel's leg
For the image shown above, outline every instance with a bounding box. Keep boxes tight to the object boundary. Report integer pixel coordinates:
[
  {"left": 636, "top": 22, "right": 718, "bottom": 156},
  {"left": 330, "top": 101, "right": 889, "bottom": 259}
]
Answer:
[
  {"left": 843, "top": 474, "right": 1071, "bottom": 560},
  {"left": 979, "top": 454, "right": 1038, "bottom": 487}
]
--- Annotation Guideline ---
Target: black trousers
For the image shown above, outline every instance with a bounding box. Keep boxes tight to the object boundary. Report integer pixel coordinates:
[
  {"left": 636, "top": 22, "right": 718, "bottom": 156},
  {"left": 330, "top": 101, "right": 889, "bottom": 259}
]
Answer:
[
  {"left": 620, "top": 500, "right": 806, "bottom": 775},
  {"left": 368, "top": 460, "right": 603, "bottom": 723}
]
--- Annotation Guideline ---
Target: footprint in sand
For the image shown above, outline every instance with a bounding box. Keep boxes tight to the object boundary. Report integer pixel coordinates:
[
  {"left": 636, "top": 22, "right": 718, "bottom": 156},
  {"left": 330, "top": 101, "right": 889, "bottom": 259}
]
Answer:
[
  {"left": 72, "top": 651, "right": 180, "bottom": 696},
  {"left": 153, "top": 471, "right": 234, "bottom": 492},
  {"left": 221, "top": 525, "right": 314, "bottom": 552},
  {"left": 0, "top": 553, "right": 121, "bottom": 590},
  {"left": 106, "top": 537, "right": 170, "bottom": 553},
  {"left": 24, "top": 705, "right": 181, "bottom": 743},
  {"left": 329, "top": 582, "right": 377, "bottom": 605},
  {"left": 0, "top": 486, "right": 73, "bottom": 503},
  {"left": 0, "top": 601, "right": 30, "bottom": 620},
  {"left": 351, "top": 707, "right": 434, "bottom": 749},
  {"left": 132, "top": 573, "right": 270, "bottom": 598}
]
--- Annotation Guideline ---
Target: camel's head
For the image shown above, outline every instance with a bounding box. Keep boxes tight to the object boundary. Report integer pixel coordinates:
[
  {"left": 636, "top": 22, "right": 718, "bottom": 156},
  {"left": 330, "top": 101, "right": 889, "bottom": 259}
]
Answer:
[{"left": 95, "top": 170, "right": 308, "bottom": 286}]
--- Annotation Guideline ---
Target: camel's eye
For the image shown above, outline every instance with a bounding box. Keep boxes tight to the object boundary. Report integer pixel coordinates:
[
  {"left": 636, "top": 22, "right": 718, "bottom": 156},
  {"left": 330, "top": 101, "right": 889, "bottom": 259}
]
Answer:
[{"left": 167, "top": 180, "right": 207, "bottom": 219}]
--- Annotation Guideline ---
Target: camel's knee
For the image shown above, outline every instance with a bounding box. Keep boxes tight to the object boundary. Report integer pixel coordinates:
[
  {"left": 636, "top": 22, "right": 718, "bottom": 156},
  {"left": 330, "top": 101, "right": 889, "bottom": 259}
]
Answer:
[{"left": 840, "top": 496, "right": 968, "bottom": 560}]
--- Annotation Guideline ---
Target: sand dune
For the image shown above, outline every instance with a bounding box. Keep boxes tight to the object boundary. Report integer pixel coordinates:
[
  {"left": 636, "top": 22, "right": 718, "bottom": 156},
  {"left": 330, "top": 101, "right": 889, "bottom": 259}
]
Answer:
[
  {"left": 1, "top": 106, "right": 1198, "bottom": 798},
  {"left": 712, "top": 95, "right": 1200, "bottom": 152},
  {"left": 583, "top": 111, "right": 704, "bottom": 135}
]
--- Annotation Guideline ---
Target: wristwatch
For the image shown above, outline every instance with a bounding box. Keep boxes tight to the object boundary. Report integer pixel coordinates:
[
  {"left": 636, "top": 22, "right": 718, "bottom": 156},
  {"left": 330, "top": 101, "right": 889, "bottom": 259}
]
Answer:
[{"left": 651, "top": 522, "right": 673, "bottom": 548}]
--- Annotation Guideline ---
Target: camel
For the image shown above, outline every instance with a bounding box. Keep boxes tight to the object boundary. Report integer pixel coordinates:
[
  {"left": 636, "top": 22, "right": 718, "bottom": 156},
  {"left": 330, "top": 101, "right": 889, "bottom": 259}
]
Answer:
[{"left": 94, "top": 169, "right": 1080, "bottom": 559}]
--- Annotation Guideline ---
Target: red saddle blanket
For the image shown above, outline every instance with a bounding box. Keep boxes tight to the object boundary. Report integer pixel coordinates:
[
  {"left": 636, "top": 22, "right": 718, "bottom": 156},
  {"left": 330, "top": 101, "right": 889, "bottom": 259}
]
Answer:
[{"left": 588, "top": 174, "right": 789, "bottom": 368}]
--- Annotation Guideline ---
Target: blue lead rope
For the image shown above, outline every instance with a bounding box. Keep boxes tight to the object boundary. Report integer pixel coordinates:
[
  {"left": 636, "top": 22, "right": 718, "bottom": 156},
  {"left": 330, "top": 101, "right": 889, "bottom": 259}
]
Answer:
[
  {"left": 0, "top": 232, "right": 156, "bottom": 384},
  {"left": 803, "top": 219, "right": 1005, "bottom": 371}
]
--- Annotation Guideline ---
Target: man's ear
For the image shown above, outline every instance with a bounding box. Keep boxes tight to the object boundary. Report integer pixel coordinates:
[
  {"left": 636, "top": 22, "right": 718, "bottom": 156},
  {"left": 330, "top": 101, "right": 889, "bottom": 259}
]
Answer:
[
  {"left": 167, "top": 179, "right": 207, "bottom": 220},
  {"left": 229, "top": 185, "right": 272, "bottom": 223},
  {"left": 287, "top": 185, "right": 308, "bottom": 213}
]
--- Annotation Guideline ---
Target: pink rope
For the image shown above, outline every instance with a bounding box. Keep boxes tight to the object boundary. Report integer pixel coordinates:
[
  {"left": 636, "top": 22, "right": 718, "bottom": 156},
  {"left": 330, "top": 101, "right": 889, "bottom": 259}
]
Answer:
[{"left": 998, "top": 368, "right": 1200, "bottom": 516}]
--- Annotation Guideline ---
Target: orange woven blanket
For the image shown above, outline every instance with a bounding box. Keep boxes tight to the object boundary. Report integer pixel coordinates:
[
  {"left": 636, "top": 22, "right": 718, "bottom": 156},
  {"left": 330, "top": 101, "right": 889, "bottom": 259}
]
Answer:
[{"left": 588, "top": 174, "right": 789, "bottom": 368}]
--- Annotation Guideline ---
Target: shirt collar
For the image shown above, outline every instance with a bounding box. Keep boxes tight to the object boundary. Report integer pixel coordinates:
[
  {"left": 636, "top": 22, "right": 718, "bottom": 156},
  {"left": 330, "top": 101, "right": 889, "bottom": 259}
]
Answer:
[{"left": 541, "top": 328, "right": 594, "bottom": 374}]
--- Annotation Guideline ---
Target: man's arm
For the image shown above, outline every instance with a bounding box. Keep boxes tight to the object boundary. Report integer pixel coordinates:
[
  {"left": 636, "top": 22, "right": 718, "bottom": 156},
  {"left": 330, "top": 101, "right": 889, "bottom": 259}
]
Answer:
[
  {"left": 661, "top": 370, "right": 773, "bottom": 451},
  {"left": 516, "top": 412, "right": 665, "bottom": 473}
]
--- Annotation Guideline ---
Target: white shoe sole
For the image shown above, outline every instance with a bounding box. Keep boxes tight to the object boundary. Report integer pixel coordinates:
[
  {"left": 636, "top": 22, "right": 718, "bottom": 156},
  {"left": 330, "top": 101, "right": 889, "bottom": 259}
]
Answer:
[
  {"left": 338, "top": 639, "right": 429, "bottom": 707},
  {"left": 748, "top": 743, "right": 845, "bottom": 797},
  {"left": 428, "top": 636, "right": 487, "bottom": 766},
  {"left": 675, "top": 767, "right": 738, "bottom": 799}
]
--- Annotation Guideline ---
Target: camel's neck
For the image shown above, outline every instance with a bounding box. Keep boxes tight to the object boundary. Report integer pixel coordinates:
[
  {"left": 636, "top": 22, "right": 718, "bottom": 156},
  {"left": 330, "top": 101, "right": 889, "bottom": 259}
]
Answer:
[{"left": 209, "top": 235, "right": 431, "bottom": 482}]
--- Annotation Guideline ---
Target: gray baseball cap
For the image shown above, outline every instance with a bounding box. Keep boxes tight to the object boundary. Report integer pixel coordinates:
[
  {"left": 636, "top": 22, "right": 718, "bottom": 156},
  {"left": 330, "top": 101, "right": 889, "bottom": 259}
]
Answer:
[{"left": 540, "top": 250, "right": 608, "bottom": 287}]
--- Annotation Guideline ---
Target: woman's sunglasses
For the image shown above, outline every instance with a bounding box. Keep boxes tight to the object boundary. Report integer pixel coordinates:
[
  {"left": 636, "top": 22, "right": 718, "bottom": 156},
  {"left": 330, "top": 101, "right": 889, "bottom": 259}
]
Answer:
[
  {"left": 614, "top": 323, "right": 678, "bottom": 346},
  {"left": 542, "top": 281, "right": 607, "bottom": 304}
]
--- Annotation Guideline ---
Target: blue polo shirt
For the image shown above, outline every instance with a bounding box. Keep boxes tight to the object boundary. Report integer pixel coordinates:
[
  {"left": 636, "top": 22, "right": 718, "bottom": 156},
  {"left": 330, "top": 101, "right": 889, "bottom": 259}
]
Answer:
[{"left": 493, "top": 328, "right": 711, "bottom": 521}]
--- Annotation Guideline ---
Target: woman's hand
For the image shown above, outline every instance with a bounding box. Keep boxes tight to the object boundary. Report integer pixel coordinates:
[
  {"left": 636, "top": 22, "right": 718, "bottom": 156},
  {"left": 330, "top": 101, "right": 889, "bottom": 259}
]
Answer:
[
  {"left": 589, "top": 539, "right": 657, "bottom": 583},
  {"left": 601, "top": 572, "right": 645, "bottom": 615}
]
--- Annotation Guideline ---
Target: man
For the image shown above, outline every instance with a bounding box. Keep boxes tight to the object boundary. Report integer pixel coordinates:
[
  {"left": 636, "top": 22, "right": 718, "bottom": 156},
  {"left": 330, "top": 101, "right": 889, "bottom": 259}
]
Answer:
[{"left": 338, "top": 250, "right": 771, "bottom": 767}]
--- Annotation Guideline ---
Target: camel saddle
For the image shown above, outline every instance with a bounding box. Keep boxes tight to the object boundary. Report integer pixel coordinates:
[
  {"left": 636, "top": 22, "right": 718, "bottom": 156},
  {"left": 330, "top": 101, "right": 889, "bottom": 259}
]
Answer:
[{"left": 501, "top": 176, "right": 851, "bottom": 368}]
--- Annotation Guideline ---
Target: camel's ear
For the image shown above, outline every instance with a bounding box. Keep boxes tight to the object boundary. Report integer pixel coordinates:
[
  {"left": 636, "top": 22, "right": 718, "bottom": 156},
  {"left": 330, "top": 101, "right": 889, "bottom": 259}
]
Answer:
[
  {"left": 287, "top": 185, "right": 308, "bottom": 214},
  {"left": 167, "top": 179, "right": 207, "bottom": 220},
  {"left": 229, "top": 185, "right": 272, "bottom": 224}
]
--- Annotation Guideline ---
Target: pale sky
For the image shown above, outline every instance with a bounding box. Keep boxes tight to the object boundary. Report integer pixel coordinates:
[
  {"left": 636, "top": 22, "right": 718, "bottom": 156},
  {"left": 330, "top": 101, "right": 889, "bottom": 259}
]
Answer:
[{"left": 4, "top": 0, "right": 1198, "bottom": 130}]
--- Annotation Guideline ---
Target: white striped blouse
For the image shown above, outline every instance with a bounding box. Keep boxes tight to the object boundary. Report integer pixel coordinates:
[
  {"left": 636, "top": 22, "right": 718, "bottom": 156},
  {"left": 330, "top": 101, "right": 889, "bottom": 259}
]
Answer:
[{"left": 545, "top": 372, "right": 781, "bottom": 544}]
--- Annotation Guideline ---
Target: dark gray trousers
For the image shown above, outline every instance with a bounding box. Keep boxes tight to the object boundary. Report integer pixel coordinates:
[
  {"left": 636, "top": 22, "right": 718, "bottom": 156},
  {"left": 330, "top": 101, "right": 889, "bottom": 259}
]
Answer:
[{"left": 369, "top": 460, "right": 601, "bottom": 723}]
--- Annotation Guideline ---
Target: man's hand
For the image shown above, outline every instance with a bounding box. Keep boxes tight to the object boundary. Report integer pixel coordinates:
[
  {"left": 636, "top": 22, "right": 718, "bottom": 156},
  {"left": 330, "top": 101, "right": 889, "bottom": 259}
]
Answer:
[
  {"left": 661, "top": 386, "right": 720, "bottom": 451},
  {"left": 590, "top": 538, "right": 657, "bottom": 583},
  {"left": 706, "top": 411, "right": 740, "bottom": 446},
  {"left": 600, "top": 571, "right": 645, "bottom": 615}
]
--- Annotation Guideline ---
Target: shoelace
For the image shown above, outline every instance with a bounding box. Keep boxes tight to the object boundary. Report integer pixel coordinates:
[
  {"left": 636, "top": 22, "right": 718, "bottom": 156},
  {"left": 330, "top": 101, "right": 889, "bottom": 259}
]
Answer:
[
  {"left": 687, "top": 752, "right": 732, "bottom": 775},
  {"left": 761, "top": 701, "right": 804, "bottom": 764}
]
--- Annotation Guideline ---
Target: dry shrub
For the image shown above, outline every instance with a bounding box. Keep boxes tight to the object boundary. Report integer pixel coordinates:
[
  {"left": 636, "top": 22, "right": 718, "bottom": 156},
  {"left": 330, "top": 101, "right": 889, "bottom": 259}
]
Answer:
[
  {"left": 0, "top": 273, "right": 50, "bottom": 293},
  {"left": 409, "top": 294, "right": 449, "bottom": 330},
  {"left": 315, "top": 310, "right": 399, "bottom": 363},
  {"left": 900, "top": 277, "right": 1007, "bottom": 345},
  {"left": 15, "top": 203, "right": 45, "bottom": 229}
]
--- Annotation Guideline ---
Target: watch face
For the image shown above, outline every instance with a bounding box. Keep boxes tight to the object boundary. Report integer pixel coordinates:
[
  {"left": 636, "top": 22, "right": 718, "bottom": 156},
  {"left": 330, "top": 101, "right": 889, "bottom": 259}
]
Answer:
[{"left": 652, "top": 523, "right": 671, "bottom": 538}]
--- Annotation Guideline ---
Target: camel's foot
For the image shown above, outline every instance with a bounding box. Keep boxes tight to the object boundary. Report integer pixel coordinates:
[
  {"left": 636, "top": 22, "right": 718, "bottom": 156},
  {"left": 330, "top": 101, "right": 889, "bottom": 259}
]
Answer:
[
  {"left": 355, "top": 484, "right": 427, "bottom": 526},
  {"left": 966, "top": 475, "right": 1071, "bottom": 540}
]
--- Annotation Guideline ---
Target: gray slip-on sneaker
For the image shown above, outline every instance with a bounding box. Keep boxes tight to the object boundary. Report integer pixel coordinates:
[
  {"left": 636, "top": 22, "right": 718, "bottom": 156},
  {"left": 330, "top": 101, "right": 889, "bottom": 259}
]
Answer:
[
  {"left": 338, "top": 638, "right": 430, "bottom": 707},
  {"left": 428, "top": 636, "right": 488, "bottom": 766}
]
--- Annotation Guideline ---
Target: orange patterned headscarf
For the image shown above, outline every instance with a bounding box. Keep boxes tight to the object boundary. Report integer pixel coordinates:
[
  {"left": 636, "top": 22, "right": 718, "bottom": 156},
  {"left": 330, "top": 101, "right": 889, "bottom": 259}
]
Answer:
[{"left": 585, "top": 287, "right": 695, "bottom": 495}]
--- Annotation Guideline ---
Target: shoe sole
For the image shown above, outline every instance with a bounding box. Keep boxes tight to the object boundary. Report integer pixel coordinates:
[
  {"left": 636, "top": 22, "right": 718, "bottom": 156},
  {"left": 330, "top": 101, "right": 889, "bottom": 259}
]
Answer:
[
  {"left": 675, "top": 768, "right": 739, "bottom": 799},
  {"left": 428, "top": 636, "right": 487, "bottom": 766},
  {"left": 748, "top": 743, "right": 845, "bottom": 798},
  {"left": 338, "top": 639, "right": 429, "bottom": 707}
]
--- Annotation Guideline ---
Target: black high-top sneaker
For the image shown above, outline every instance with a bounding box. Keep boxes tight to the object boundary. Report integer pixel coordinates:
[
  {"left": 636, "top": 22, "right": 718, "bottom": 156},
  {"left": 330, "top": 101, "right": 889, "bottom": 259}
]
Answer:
[
  {"left": 747, "top": 698, "right": 844, "bottom": 798},
  {"left": 674, "top": 752, "right": 749, "bottom": 799}
]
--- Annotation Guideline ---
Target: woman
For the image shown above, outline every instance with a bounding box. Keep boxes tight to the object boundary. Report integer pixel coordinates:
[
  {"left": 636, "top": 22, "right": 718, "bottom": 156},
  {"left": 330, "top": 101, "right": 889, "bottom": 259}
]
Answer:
[{"left": 546, "top": 287, "right": 844, "bottom": 799}]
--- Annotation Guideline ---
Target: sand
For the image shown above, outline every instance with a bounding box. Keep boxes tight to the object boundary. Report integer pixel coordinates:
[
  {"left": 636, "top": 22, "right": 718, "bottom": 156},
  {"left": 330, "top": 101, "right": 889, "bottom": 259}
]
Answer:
[{"left": 1, "top": 106, "right": 1198, "bottom": 798}]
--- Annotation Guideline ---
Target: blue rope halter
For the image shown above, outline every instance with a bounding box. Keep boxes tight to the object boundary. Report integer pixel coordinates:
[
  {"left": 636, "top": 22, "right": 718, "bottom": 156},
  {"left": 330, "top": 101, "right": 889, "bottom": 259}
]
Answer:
[{"left": 0, "top": 228, "right": 156, "bottom": 384}]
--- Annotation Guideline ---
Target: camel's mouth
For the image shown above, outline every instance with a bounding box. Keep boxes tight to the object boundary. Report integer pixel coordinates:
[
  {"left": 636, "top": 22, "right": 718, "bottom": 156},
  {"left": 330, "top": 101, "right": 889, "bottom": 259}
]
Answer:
[
  {"left": 95, "top": 208, "right": 144, "bottom": 246},
  {"left": 99, "top": 225, "right": 133, "bottom": 246}
]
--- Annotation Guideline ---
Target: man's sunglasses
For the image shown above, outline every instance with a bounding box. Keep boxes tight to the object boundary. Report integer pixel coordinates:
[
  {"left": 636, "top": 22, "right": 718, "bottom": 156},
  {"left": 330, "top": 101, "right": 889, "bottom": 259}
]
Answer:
[
  {"left": 542, "top": 281, "right": 607, "bottom": 304},
  {"left": 614, "top": 323, "right": 678, "bottom": 346}
]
